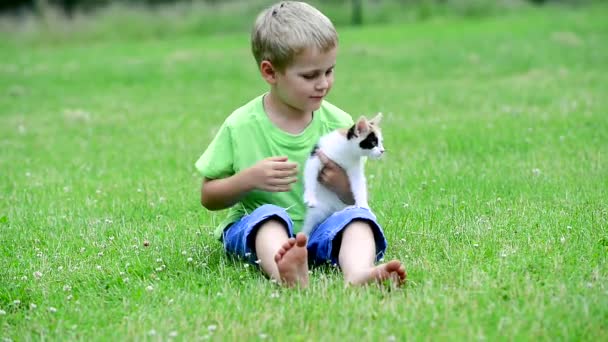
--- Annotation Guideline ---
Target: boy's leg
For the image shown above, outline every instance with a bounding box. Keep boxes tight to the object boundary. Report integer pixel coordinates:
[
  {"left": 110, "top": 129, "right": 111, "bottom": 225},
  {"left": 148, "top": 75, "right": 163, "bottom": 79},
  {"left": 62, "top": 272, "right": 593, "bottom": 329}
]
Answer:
[
  {"left": 307, "top": 207, "right": 406, "bottom": 286},
  {"left": 338, "top": 221, "right": 406, "bottom": 286},
  {"left": 254, "top": 219, "right": 309, "bottom": 287},
  {"left": 222, "top": 204, "right": 308, "bottom": 288}
]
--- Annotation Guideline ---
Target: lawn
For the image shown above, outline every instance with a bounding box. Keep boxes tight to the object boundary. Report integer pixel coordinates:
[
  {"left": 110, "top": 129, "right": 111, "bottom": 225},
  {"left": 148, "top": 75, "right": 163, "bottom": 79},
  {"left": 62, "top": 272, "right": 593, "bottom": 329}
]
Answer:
[{"left": 1, "top": 3, "right": 607, "bottom": 340}]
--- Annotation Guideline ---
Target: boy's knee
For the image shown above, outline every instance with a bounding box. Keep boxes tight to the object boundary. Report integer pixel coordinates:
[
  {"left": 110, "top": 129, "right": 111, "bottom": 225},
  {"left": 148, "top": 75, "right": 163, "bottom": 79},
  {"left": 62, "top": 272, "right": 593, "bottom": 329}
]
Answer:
[
  {"left": 258, "top": 218, "right": 288, "bottom": 231},
  {"left": 344, "top": 219, "right": 375, "bottom": 235}
]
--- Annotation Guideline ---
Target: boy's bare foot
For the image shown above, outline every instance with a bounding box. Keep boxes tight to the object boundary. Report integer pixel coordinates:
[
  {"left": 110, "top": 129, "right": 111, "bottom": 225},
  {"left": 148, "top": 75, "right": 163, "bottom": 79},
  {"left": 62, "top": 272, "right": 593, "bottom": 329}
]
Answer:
[
  {"left": 347, "top": 260, "right": 407, "bottom": 287},
  {"left": 274, "top": 233, "right": 309, "bottom": 288}
]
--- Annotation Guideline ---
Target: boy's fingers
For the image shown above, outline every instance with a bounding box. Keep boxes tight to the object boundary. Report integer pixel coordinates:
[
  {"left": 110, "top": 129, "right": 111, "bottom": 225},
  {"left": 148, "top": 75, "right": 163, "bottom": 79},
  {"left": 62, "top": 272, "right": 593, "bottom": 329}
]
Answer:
[
  {"left": 269, "top": 185, "right": 291, "bottom": 192},
  {"left": 317, "top": 151, "right": 340, "bottom": 169},
  {"left": 273, "top": 161, "right": 298, "bottom": 170},
  {"left": 275, "top": 170, "right": 298, "bottom": 178},
  {"left": 268, "top": 156, "right": 289, "bottom": 162},
  {"left": 317, "top": 151, "right": 329, "bottom": 165},
  {"left": 271, "top": 177, "right": 297, "bottom": 186}
]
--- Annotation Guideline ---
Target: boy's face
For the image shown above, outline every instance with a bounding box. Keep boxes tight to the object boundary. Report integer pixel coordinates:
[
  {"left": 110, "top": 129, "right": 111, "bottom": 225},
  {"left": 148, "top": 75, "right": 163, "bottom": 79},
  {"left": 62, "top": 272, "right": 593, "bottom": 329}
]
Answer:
[{"left": 271, "top": 47, "right": 337, "bottom": 114}]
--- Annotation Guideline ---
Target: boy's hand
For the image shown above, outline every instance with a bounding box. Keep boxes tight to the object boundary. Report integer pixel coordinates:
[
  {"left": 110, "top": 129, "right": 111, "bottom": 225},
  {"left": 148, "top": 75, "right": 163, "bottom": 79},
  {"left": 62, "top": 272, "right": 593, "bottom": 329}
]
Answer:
[
  {"left": 317, "top": 151, "right": 355, "bottom": 205},
  {"left": 246, "top": 156, "right": 298, "bottom": 192}
]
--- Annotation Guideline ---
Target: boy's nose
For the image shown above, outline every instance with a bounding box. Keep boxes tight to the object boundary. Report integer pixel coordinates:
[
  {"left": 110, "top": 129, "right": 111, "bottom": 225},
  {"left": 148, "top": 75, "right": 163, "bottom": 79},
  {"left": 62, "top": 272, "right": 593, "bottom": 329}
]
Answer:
[{"left": 315, "top": 77, "right": 329, "bottom": 90}]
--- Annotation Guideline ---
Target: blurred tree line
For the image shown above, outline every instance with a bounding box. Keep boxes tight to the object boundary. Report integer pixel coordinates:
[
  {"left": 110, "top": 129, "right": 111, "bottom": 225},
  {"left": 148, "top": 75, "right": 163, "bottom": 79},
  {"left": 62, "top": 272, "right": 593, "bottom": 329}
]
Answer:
[{"left": 0, "top": 0, "right": 590, "bottom": 18}]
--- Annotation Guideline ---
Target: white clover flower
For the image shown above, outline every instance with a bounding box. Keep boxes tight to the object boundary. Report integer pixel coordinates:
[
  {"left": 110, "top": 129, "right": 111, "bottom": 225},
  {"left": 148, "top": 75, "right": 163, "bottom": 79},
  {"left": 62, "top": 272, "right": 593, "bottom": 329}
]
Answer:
[
  {"left": 148, "top": 330, "right": 157, "bottom": 336},
  {"left": 63, "top": 285, "right": 72, "bottom": 292},
  {"left": 187, "top": 257, "right": 193, "bottom": 263},
  {"left": 207, "top": 325, "right": 217, "bottom": 332},
  {"left": 146, "top": 285, "right": 154, "bottom": 292},
  {"left": 168, "top": 331, "right": 178, "bottom": 338},
  {"left": 30, "top": 303, "right": 37, "bottom": 309},
  {"left": 49, "top": 307, "right": 57, "bottom": 313},
  {"left": 532, "top": 168, "right": 541, "bottom": 176},
  {"left": 181, "top": 250, "right": 187, "bottom": 255},
  {"left": 0, "top": 309, "right": 6, "bottom": 315},
  {"left": 33, "top": 271, "right": 42, "bottom": 279}
]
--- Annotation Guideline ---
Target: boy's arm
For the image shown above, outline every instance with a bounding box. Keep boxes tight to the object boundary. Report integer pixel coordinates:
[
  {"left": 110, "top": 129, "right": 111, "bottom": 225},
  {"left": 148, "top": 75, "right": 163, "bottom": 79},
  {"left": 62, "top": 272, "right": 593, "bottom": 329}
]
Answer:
[
  {"left": 200, "top": 172, "right": 254, "bottom": 211},
  {"left": 200, "top": 156, "right": 298, "bottom": 211}
]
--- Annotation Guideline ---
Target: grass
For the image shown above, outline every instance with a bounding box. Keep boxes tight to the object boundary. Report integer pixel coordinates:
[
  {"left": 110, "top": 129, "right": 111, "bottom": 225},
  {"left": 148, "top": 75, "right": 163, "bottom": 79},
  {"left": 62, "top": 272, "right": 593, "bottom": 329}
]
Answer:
[{"left": 1, "top": 2, "right": 608, "bottom": 341}]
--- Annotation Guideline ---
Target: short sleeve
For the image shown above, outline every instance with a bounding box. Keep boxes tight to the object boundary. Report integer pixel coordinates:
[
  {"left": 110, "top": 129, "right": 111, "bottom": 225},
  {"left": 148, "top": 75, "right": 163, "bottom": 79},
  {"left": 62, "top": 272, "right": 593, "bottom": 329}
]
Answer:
[{"left": 194, "top": 122, "right": 234, "bottom": 179}]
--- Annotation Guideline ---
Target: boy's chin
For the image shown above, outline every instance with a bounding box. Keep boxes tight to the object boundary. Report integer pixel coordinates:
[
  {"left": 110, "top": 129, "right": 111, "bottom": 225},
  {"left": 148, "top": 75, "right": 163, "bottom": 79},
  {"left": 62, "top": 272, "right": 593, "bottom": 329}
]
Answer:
[{"left": 308, "top": 102, "right": 323, "bottom": 112}]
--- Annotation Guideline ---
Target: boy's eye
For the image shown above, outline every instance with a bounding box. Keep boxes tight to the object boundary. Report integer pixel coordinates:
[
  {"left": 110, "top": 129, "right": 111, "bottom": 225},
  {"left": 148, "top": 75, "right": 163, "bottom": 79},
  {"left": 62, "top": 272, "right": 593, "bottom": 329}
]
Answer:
[
  {"left": 325, "top": 68, "right": 334, "bottom": 75},
  {"left": 302, "top": 74, "right": 316, "bottom": 80}
]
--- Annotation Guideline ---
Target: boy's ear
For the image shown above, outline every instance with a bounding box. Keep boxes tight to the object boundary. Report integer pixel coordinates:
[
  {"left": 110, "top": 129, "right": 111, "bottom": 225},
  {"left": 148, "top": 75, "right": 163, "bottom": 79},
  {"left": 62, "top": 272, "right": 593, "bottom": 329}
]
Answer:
[
  {"left": 260, "top": 60, "right": 277, "bottom": 84},
  {"left": 355, "top": 116, "right": 370, "bottom": 135},
  {"left": 369, "top": 112, "right": 383, "bottom": 126}
]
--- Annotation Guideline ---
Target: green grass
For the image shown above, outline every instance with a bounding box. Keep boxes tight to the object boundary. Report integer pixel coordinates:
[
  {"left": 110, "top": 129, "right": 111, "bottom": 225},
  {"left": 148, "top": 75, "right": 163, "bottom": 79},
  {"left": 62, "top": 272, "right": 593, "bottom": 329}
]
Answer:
[{"left": 1, "top": 3, "right": 608, "bottom": 341}]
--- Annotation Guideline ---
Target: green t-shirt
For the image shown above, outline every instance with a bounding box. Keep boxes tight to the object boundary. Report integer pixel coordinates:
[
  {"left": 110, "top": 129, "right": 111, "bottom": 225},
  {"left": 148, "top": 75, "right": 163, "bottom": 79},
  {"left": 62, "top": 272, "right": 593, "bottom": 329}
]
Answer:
[{"left": 195, "top": 94, "right": 354, "bottom": 239}]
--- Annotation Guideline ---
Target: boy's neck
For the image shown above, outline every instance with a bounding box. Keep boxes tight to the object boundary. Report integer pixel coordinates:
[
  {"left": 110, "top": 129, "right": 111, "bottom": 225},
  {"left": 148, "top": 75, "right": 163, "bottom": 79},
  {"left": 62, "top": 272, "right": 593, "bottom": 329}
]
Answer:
[{"left": 263, "top": 92, "right": 313, "bottom": 135}]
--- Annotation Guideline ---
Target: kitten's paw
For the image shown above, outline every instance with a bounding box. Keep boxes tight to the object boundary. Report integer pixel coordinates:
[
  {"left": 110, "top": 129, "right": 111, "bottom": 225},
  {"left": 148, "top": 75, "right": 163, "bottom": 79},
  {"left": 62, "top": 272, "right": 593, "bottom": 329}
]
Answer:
[
  {"left": 304, "top": 194, "right": 318, "bottom": 208},
  {"left": 356, "top": 202, "right": 370, "bottom": 210}
]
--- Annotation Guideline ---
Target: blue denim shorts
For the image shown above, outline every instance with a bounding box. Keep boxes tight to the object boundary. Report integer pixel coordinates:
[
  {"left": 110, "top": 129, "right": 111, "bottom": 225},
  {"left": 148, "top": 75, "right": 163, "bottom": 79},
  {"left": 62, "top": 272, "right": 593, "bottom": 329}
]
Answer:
[{"left": 221, "top": 204, "right": 387, "bottom": 266}]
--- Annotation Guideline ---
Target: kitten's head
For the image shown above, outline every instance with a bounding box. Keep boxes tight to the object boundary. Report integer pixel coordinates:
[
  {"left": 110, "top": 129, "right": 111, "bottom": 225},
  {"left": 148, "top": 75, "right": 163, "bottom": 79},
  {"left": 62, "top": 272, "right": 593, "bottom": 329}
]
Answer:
[{"left": 346, "top": 113, "right": 385, "bottom": 159}]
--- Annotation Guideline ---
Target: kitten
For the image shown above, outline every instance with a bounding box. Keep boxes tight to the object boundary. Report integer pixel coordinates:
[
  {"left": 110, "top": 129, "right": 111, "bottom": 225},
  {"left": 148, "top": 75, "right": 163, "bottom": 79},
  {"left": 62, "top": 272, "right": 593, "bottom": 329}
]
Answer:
[{"left": 301, "top": 113, "right": 385, "bottom": 236}]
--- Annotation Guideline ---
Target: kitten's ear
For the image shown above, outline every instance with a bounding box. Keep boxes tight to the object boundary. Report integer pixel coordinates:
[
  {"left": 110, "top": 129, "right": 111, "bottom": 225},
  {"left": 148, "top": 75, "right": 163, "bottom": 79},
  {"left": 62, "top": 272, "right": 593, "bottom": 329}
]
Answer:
[
  {"left": 370, "top": 112, "right": 383, "bottom": 126},
  {"left": 356, "top": 116, "right": 370, "bottom": 135}
]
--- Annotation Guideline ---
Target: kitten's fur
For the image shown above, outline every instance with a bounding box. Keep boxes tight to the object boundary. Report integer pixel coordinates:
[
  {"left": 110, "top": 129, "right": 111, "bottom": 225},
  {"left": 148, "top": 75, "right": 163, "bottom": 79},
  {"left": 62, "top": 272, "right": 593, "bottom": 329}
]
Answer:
[{"left": 301, "top": 113, "right": 385, "bottom": 236}]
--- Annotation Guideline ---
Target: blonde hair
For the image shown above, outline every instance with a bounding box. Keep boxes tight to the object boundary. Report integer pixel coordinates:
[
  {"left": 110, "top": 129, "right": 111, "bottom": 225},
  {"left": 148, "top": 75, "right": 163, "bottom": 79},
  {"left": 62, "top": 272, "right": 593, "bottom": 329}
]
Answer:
[{"left": 251, "top": 1, "right": 338, "bottom": 71}]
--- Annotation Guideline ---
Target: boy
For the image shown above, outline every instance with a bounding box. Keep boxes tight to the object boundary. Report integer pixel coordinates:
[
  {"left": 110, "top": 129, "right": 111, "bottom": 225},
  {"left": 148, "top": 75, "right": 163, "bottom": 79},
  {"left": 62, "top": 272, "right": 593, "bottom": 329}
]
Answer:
[{"left": 195, "top": 1, "right": 406, "bottom": 288}]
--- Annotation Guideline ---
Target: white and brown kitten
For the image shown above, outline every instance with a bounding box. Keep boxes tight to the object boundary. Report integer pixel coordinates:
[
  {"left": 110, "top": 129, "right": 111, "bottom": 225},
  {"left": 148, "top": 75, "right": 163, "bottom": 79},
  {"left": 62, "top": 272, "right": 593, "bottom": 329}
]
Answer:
[{"left": 301, "top": 113, "right": 385, "bottom": 236}]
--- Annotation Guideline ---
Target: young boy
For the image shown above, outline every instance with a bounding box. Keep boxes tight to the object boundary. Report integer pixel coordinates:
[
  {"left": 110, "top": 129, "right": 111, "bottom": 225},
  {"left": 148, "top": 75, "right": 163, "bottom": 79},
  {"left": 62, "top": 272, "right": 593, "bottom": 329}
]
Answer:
[{"left": 195, "top": 1, "right": 406, "bottom": 288}]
